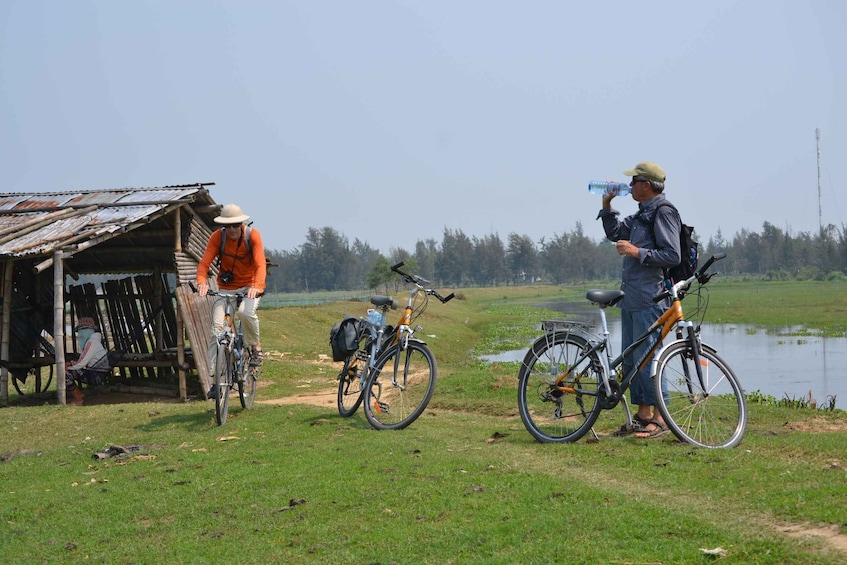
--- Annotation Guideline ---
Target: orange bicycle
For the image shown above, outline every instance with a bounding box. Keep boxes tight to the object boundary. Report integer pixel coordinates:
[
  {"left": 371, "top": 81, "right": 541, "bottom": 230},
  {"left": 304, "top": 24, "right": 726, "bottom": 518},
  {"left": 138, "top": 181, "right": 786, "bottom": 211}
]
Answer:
[
  {"left": 335, "top": 262, "right": 453, "bottom": 430},
  {"left": 517, "top": 252, "right": 747, "bottom": 448}
]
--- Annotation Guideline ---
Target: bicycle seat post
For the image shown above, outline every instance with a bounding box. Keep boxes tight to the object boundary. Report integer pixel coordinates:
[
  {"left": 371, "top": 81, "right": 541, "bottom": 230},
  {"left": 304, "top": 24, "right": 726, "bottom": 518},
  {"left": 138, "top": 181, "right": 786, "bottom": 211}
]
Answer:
[{"left": 597, "top": 306, "right": 611, "bottom": 342}]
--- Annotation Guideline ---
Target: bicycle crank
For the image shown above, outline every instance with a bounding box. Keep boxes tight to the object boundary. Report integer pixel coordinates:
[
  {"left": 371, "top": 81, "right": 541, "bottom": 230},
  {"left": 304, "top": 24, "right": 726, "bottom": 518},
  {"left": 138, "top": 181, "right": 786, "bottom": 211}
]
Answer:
[{"left": 597, "top": 379, "right": 623, "bottom": 409}]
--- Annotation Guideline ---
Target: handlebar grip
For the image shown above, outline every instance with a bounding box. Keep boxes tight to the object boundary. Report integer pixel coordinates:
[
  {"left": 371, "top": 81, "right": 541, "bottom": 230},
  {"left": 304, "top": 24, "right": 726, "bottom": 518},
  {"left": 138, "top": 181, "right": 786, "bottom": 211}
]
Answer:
[
  {"left": 443, "top": 292, "right": 455, "bottom": 303},
  {"left": 697, "top": 252, "right": 727, "bottom": 276},
  {"left": 188, "top": 282, "right": 198, "bottom": 293},
  {"left": 391, "top": 261, "right": 405, "bottom": 271}
]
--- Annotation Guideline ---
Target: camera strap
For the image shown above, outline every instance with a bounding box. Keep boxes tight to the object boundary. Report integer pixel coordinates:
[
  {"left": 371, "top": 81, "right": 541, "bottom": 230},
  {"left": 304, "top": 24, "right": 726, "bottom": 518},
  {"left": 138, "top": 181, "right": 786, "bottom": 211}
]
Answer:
[{"left": 219, "top": 230, "right": 244, "bottom": 280}]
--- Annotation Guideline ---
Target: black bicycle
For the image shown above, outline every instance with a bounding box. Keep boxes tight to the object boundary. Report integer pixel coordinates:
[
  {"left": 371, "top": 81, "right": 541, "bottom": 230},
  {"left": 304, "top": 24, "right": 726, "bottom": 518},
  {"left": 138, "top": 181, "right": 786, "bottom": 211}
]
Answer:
[{"left": 196, "top": 288, "right": 260, "bottom": 425}]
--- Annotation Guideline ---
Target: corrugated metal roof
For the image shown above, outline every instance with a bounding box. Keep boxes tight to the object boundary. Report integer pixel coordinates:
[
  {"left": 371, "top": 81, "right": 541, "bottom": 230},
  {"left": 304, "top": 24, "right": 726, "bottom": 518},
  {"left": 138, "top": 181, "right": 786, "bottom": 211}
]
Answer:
[{"left": 0, "top": 184, "right": 217, "bottom": 261}]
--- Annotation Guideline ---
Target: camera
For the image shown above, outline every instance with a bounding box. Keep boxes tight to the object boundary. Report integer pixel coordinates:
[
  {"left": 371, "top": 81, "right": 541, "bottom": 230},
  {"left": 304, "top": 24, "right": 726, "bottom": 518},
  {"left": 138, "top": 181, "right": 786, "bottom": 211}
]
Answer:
[{"left": 220, "top": 270, "right": 234, "bottom": 284}]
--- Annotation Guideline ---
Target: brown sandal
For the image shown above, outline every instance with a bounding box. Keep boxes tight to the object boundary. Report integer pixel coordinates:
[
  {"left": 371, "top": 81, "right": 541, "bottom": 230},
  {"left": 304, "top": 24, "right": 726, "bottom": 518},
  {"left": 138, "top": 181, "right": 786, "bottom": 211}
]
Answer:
[
  {"left": 613, "top": 415, "right": 651, "bottom": 436},
  {"left": 249, "top": 348, "right": 263, "bottom": 367},
  {"left": 635, "top": 420, "right": 669, "bottom": 439}
]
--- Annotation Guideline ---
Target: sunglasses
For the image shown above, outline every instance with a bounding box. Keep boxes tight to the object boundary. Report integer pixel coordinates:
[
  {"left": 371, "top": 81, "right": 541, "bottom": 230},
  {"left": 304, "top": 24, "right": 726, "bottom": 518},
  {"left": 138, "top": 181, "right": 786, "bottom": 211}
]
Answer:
[{"left": 629, "top": 177, "right": 650, "bottom": 186}]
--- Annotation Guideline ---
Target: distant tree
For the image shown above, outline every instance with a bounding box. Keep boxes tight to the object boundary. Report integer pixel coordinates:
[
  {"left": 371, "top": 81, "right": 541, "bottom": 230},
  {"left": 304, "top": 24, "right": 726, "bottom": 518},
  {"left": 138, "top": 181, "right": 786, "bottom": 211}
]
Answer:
[
  {"left": 506, "top": 233, "right": 538, "bottom": 284},
  {"left": 298, "top": 226, "right": 352, "bottom": 291},
  {"left": 437, "top": 228, "right": 472, "bottom": 286},
  {"left": 413, "top": 238, "right": 438, "bottom": 283},
  {"left": 471, "top": 233, "right": 505, "bottom": 286},
  {"left": 366, "top": 255, "right": 394, "bottom": 292}
]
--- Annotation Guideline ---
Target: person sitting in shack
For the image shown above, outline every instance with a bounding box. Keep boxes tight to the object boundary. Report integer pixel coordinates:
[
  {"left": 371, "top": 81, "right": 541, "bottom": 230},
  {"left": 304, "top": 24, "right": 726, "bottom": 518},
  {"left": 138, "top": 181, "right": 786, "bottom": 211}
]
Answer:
[{"left": 66, "top": 317, "right": 110, "bottom": 406}]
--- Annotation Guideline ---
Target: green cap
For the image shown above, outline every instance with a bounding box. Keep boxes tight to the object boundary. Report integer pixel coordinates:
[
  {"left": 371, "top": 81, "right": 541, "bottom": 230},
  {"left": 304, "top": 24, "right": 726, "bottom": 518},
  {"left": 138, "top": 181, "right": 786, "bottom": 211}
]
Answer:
[{"left": 623, "top": 161, "right": 666, "bottom": 183}]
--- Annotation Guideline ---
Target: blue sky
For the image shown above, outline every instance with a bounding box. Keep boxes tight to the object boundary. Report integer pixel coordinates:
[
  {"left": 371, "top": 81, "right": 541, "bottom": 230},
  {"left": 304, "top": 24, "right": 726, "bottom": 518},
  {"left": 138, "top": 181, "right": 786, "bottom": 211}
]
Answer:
[{"left": 2, "top": 0, "right": 844, "bottom": 254}]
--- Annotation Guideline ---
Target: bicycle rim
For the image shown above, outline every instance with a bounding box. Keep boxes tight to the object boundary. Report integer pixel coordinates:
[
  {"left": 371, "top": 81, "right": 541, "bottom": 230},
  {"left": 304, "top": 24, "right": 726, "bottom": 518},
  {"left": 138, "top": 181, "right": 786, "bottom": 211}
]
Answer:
[
  {"left": 337, "top": 354, "right": 366, "bottom": 417},
  {"left": 238, "top": 351, "right": 257, "bottom": 409},
  {"left": 654, "top": 342, "right": 748, "bottom": 448},
  {"left": 214, "top": 347, "right": 231, "bottom": 425},
  {"left": 13, "top": 365, "right": 54, "bottom": 396},
  {"left": 517, "top": 333, "right": 603, "bottom": 443},
  {"left": 364, "top": 342, "right": 436, "bottom": 430}
]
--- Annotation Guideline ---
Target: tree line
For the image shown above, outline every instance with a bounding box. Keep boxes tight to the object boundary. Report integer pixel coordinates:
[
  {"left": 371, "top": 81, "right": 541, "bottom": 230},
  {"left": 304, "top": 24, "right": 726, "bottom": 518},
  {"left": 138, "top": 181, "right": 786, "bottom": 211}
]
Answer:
[{"left": 264, "top": 221, "right": 847, "bottom": 293}]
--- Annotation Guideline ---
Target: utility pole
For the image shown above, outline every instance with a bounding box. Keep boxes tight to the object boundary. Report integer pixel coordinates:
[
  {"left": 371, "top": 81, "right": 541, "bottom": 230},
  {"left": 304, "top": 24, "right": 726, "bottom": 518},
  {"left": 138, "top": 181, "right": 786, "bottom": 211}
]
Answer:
[{"left": 816, "top": 128, "right": 822, "bottom": 232}]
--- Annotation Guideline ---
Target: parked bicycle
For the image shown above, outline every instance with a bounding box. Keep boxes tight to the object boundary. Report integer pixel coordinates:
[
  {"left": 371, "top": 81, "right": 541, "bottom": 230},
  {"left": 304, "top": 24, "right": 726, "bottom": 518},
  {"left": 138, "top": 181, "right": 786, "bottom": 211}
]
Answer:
[
  {"left": 193, "top": 286, "right": 260, "bottom": 425},
  {"left": 517, "top": 252, "right": 747, "bottom": 448},
  {"left": 334, "top": 262, "right": 454, "bottom": 430},
  {"left": 11, "top": 333, "right": 55, "bottom": 396}
]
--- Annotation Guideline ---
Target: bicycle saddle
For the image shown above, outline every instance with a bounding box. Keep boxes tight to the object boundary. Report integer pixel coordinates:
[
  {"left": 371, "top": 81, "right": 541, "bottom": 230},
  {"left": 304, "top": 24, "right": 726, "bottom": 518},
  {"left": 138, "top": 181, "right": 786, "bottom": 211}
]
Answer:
[
  {"left": 585, "top": 289, "right": 625, "bottom": 308},
  {"left": 370, "top": 295, "right": 398, "bottom": 309}
]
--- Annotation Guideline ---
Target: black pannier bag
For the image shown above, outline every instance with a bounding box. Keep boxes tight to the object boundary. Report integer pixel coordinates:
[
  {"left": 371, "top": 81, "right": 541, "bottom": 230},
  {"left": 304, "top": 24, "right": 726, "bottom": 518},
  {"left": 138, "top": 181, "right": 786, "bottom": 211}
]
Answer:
[{"left": 330, "top": 316, "right": 361, "bottom": 362}]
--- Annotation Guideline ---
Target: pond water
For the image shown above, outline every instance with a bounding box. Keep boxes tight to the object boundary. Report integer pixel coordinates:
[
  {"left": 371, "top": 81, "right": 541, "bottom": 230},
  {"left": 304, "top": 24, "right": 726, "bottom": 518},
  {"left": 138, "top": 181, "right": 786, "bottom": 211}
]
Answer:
[{"left": 480, "top": 307, "right": 846, "bottom": 407}]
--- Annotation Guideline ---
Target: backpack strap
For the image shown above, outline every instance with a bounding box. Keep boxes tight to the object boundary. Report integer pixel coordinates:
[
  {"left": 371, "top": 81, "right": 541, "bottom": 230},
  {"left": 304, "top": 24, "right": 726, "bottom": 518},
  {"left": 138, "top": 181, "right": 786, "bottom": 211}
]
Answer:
[
  {"left": 639, "top": 200, "right": 681, "bottom": 279},
  {"left": 640, "top": 200, "right": 679, "bottom": 241},
  {"left": 217, "top": 225, "right": 253, "bottom": 266}
]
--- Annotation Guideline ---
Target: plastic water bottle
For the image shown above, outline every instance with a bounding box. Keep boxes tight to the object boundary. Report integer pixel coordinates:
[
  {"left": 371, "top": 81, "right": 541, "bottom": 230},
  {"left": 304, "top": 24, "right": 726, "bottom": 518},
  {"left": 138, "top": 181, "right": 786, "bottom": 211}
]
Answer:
[
  {"left": 588, "top": 180, "right": 631, "bottom": 196},
  {"left": 367, "top": 309, "right": 383, "bottom": 326}
]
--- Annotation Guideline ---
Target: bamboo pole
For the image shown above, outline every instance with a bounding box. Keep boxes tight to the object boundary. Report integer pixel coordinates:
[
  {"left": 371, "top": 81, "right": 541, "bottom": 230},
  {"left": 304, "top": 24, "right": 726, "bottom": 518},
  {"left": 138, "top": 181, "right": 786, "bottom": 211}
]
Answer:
[
  {"left": 0, "top": 260, "right": 13, "bottom": 406},
  {"left": 54, "top": 250, "right": 67, "bottom": 405}
]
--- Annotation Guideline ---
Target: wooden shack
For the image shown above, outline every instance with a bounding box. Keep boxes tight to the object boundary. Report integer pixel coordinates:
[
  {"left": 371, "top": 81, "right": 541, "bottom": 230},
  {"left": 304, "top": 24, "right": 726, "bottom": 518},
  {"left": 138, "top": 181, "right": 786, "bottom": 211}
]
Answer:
[{"left": 0, "top": 184, "right": 225, "bottom": 406}]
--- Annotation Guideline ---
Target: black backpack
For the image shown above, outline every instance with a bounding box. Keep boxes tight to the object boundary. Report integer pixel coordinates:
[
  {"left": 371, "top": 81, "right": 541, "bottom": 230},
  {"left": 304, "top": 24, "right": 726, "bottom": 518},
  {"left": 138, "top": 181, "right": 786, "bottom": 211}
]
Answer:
[
  {"left": 644, "top": 201, "right": 699, "bottom": 284},
  {"left": 329, "top": 316, "right": 362, "bottom": 362}
]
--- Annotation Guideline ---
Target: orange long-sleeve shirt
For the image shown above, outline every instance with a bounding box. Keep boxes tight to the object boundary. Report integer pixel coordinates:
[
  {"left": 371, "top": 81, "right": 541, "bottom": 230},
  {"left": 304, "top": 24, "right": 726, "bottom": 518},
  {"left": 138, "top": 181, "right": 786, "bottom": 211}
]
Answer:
[{"left": 196, "top": 226, "right": 267, "bottom": 291}]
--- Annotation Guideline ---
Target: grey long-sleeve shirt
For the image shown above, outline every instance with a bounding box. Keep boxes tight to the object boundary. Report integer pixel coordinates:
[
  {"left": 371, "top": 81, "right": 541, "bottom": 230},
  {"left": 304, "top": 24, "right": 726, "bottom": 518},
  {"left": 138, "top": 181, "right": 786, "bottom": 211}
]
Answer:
[{"left": 597, "top": 194, "right": 681, "bottom": 311}]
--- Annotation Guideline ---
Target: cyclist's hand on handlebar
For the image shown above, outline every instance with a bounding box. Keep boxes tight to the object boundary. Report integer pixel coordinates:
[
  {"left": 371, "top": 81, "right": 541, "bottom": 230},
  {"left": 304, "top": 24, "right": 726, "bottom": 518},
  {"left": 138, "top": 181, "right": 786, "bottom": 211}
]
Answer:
[
  {"left": 197, "top": 282, "right": 209, "bottom": 297},
  {"left": 246, "top": 286, "right": 261, "bottom": 299}
]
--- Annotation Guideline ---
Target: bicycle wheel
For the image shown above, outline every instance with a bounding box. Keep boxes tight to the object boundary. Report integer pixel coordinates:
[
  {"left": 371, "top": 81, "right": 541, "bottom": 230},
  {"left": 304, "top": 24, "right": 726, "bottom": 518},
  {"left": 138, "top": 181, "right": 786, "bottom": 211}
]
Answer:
[
  {"left": 653, "top": 341, "right": 747, "bottom": 448},
  {"left": 12, "top": 365, "right": 54, "bottom": 396},
  {"left": 213, "top": 346, "right": 231, "bottom": 425},
  {"left": 337, "top": 352, "right": 367, "bottom": 417},
  {"left": 238, "top": 350, "right": 257, "bottom": 409},
  {"left": 517, "top": 332, "right": 604, "bottom": 443},
  {"left": 363, "top": 341, "right": 436, "bottom": 430}
]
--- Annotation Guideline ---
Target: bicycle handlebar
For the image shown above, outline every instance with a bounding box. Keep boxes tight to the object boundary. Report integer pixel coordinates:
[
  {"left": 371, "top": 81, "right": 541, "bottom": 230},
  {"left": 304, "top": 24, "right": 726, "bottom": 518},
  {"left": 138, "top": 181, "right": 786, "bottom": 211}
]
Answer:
[
  {"left": 187, "top": 283, "right": 264, "bottom": 299},
  {"left": 390, "top": 262, "right": 455, "bottom": 304},
  {"left": 652, "top": 252, "right": 727, "bottom": 303}
]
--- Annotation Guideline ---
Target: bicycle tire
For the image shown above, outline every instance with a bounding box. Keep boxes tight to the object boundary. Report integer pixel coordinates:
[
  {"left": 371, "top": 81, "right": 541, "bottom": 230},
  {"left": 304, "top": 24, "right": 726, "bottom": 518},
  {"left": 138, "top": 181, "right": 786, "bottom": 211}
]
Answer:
[
  {"left": 238, "top": 350, "right": 257, "bottom": 409},
  {"left": 12, "top": 365, "right": 54, "bottom": 396},
  {"left": 517, "top": 332, "right": 604, "bottom": 443},
  {"left": 653, "top": 341, "right": 747, "bottom": 448},
  {"left": 337, "top": 353, "right": 367, "bottom": 417},
  {"left": 363, "top": 341, "right": 436, "bottom": 430},
  {"left": 214, "top": 346, "right": 231, "bottom": 425}
]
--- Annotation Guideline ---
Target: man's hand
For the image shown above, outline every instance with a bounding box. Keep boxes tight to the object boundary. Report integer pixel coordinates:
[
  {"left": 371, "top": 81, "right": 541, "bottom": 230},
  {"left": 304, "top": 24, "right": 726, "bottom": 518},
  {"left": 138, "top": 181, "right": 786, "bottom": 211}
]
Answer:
[
  {"left": 602, "top": 193, "right": 615, "bottom": 208},
  {"left": 197, "top": 282, "right": 209, "bottom": 297},
  {"left": 616, "top": 240, "right": 639, "bottom": 258},
  {"left": 247, "top": 287, "right": 260, "bottom": 299}
]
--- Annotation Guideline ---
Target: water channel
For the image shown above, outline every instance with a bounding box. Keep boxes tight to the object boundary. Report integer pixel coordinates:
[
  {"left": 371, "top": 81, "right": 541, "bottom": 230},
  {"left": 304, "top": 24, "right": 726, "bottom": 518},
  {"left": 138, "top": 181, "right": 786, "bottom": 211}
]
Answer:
[{"left": 479, "top": 301, "right": 846, "bottom": 407}]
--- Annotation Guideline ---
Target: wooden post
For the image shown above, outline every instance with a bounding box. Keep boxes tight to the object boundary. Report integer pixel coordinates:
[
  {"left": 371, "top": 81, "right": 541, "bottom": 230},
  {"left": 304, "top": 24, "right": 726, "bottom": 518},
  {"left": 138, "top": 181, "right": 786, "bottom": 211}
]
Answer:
[
  {"left": 174, "top": 208, "right": 187, "bottom": 400},
  {"left": 0, "top": 260, "right": 12, "bottom": 406},
  {"left": 54, "top": 250, "right": 67, "bottom": 405}
]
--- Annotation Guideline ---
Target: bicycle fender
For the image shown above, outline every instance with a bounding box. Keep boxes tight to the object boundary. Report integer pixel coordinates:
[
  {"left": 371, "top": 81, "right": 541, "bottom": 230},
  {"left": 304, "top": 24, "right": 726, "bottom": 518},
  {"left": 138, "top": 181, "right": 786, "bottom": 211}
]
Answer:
[{"left": 651, "top": 339, "right": 719, "bottom": 377}]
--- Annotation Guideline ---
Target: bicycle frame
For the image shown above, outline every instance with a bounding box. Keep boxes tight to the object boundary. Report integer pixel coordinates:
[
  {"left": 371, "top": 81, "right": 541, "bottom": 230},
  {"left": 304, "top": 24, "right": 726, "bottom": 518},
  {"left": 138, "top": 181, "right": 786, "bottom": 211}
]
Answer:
[{"left": 552, "top": 253, "right": 726, "bottom": 413}]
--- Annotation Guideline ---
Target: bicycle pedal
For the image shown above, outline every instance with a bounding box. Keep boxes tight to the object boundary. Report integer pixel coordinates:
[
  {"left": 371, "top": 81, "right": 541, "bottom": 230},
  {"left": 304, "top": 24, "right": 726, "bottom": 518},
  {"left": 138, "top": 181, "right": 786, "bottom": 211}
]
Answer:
[{"left": 373, "top": 401, "right": 390, "bottom": 414}]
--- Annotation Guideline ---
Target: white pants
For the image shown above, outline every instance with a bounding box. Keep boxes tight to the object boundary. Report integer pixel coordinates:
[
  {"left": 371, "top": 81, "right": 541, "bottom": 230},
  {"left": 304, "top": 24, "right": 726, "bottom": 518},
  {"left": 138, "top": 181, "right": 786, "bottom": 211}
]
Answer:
[{"left": 206, "top": 289, "right": 261, "bottom": 374}]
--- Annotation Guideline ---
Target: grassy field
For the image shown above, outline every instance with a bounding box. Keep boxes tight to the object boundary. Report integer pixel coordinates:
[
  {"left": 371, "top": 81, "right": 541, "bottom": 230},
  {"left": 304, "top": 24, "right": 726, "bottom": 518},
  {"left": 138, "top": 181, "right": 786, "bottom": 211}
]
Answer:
[{"left": 1, "top": 280, "right": 846, "bottom": 563}]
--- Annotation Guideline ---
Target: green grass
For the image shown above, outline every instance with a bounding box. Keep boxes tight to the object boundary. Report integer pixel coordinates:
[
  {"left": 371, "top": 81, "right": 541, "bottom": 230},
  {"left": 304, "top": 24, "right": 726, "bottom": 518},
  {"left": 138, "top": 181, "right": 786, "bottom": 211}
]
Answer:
[{"left": 2, "top": 281, "right": 846, "bottom": 563}]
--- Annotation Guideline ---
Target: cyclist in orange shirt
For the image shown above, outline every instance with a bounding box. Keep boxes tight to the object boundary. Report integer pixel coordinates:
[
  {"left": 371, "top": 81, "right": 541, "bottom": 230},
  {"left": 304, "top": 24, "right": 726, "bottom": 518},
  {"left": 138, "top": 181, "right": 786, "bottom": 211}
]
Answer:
[{"left": 196, "top": 204, "right": 267, "bottom": 398}]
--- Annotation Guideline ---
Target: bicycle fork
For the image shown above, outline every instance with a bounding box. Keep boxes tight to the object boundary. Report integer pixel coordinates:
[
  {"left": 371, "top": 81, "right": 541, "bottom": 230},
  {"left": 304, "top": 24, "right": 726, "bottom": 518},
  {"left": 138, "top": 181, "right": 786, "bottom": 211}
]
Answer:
[{"left": 679, "top": 321, "right": 709, "bottom": 401}]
